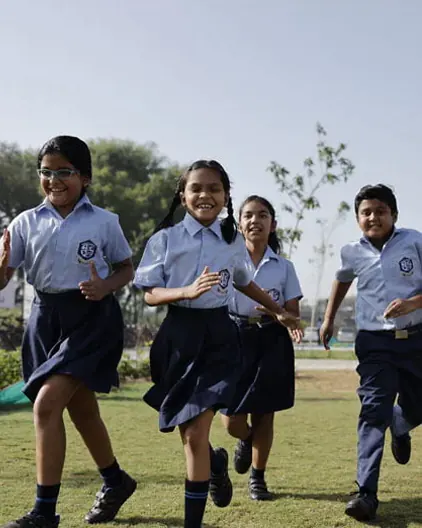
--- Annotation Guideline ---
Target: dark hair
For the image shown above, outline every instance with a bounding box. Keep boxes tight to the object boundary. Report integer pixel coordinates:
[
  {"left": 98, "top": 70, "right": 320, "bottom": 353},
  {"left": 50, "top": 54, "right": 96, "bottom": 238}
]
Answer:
[
  {"left": 239, "top": 195, "right": 281, "bottom": 254},
  {"left": 37, "top": 135, "right": 92, "bottom": 180},
  {"left": 354, "top": 184, "right": 398, "bottom": 216},
  {"left": 154, "top": 159, "right": 237, "bottom": 244}
]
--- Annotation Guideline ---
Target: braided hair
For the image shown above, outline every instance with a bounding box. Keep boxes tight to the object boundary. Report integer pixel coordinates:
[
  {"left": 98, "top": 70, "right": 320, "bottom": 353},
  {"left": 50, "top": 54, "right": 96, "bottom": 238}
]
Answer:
[
  {"left": 154, "top": 160, "right": 237, "bottom": 244},
  {"left": 239, "top": 195, "right": 281, "bottom": 254}
]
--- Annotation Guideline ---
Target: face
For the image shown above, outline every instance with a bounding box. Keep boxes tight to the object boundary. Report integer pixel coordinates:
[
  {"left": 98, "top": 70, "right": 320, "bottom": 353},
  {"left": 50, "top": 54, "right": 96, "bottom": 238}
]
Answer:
[
  {"left": 180, "top": 168, "right": 227, "bottom": 226},
  {"left": 39, "top": 153, "right": 89, "bottom": 213},
  {"left": 357, "top": 199, "right": 396, "bottom": 240},
  {"left": 240, "top": 200, "right": 276, "bottom": 244}
]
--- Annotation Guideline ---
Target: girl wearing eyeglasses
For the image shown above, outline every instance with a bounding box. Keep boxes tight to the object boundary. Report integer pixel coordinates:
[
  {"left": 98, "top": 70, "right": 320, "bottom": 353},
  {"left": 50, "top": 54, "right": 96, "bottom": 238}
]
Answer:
[{"left": 0, "top": 136, "right": 136, "bottom": 528}]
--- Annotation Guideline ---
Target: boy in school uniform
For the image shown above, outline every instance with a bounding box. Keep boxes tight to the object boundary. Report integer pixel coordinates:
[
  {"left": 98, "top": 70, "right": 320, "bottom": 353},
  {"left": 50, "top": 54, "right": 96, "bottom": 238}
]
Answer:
[{"left": 320, "top": 184, "right": 422, "bottom": 522}]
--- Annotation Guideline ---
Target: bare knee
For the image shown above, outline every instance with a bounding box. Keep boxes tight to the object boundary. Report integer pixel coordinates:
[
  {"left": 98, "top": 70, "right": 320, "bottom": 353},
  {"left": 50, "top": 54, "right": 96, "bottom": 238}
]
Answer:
[
  {"left": 34, "top": 392, "right": 65, "bottom": 426},
  {"left": 182, "top": 421, "right": 209, "bottom": 454},
  {"left": 224, "top": 415, "right": 248, "bottom": 439}
]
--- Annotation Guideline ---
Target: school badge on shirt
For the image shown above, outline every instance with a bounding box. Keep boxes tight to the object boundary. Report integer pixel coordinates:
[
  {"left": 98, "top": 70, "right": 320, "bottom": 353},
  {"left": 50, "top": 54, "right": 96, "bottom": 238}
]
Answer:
[
  {"left": 399, "top": 257, "right": 413, "bottom": 276},
  {"left": 218, "top": 269, "right": 230, "bottom": 293},
  {"left": 266, "top": 288, "right": 280, "bottom": 302},
  {"left": 77, "top": 240, "right": 97, "bottom": 263}
]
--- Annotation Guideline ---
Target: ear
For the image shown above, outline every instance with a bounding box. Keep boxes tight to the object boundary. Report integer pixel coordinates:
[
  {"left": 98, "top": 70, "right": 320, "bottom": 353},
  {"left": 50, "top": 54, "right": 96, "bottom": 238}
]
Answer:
[
  {"left": 83, "top": 177, "right": 90, "bottom": 188},
  {"left": 224, "top": 193, "right": 229, "bottom": 207},
  {"left": 180, "top": 191, "right": 186, "bottom": 207},
  {"left": 271, "top": 219, "right": 277, "bottom": 232}
]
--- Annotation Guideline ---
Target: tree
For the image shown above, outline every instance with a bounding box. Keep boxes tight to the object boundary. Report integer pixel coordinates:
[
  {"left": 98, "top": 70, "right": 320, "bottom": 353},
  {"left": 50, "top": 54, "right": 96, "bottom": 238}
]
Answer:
[
  {"left": 0, "top": 143, "right": 40, "bottom": 228},
  {"left": 308, "top": 201, "right": 350, "bottom": 329},
  {"left": 268, "top": 123, "right": 355, "bottom": 258}
]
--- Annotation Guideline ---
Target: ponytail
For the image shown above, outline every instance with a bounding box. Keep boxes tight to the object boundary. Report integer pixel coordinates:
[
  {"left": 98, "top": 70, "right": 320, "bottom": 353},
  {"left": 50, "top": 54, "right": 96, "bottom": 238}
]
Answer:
[
  {"left": 153, "top": 192, "right": 181, "bottom": 234},
  {"left": 220, "top": 196, "right": 238, "bottom": 244},
  {"left": 268, "top": 231, "right": 281, "bottom": 254}
]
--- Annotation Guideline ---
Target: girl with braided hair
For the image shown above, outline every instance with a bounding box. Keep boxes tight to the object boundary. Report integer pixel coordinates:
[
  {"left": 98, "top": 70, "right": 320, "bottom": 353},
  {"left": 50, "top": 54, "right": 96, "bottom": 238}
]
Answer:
[{"left": 134, "top": 160, "right": 300, "bottom": 528}]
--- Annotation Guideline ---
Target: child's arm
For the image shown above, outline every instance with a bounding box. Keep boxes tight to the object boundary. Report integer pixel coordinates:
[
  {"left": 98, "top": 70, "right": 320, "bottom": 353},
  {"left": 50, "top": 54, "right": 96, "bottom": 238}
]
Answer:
[
  {"left": 0, "top": 229, "right": 15, "bottom": 290},
  {"left": 235, "top": 281, "right": 300, "bottom": 329},
  {"left": 320, "top": 280, "right": 352, "bottom": 349},
  {"left": 384, "top": 295, "right": 422, "bottom": 318},
  {"left": 144, "top": 266, "right": 220, "bottom": 306},
  {"left": 79, "top": 259, "right": 134, "bottom": 301}
]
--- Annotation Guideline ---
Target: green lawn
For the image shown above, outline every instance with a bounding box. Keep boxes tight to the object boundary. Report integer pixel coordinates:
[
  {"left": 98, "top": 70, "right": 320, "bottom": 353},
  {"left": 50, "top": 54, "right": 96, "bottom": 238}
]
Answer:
[{"left": 1, "top": 372, "right": 422, "bottom": 527}]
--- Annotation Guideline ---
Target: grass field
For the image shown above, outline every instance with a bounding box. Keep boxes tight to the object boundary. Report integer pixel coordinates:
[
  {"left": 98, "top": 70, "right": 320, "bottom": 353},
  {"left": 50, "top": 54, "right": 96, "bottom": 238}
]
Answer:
[{"left": 1, "top": 371, "right": 422, "bottom": 528}]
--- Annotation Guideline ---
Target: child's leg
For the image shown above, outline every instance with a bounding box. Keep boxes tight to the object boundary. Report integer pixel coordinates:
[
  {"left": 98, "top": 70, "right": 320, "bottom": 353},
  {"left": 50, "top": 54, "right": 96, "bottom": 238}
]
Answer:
[
  {"left": 250, "top": 413, "right": 274, "bottom": 470},
  {"left": 247, "top": 413, "right": 274, "bottom": 501},
  {"left": 179, "top": 410, "right": 214, "bottom": 528},
  {"left": 30, "top": 375, "right": 81, "bottom": 526},
  {"left": 221, "top": 414, "right": 252, "bottom": 475},
  {"left": 66, "top": 385, "right": 137, "bottom": 523}
]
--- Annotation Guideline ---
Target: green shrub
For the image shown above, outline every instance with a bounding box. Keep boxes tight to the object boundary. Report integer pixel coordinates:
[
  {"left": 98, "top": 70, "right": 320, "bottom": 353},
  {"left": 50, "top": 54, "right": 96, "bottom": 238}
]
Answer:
[
  {"left": 118, "top": 356, "right": 150, "bottom": 381},
  {"left": 0, "top": 349, "right": 22, "bottom": 389}
]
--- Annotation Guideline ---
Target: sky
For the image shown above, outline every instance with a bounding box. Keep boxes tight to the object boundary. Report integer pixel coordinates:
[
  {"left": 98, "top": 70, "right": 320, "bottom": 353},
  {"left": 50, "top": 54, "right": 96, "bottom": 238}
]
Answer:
[{"left": 1, "top": 0, "right": 422, "bottom": 302}]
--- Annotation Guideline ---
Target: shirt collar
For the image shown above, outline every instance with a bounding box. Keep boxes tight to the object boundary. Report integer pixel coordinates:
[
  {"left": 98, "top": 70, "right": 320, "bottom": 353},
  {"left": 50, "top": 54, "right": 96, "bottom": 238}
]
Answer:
[
  {"left": 35, "top": 194, "right": 93, "bottom": 215},
  {"left": 182, "top": 213, "right": 223, "bottom": 239},
  {"left": 263, "top": 246, "right": 279, "bottom": 261}
]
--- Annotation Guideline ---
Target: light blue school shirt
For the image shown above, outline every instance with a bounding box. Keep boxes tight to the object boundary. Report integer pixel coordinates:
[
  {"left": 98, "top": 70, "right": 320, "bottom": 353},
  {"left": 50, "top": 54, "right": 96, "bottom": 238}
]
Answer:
[
  {"left": 230, "top": 246, "right": 303, "bottom": 317},
  {"left": 134, "top": 213, "right": 253, "bottom": 309},
  {"left": 336, "top": 228, "right": 422, "bottom": 331},
  {"left": 5, "top": 195, "right": 132, "bottom": 292}
]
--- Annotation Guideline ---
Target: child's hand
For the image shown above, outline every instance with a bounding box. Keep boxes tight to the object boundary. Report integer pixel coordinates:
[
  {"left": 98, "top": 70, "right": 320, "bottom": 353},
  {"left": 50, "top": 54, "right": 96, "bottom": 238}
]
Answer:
[
  {"left": 384, "top": 298, "right": 417, "bottom": 318},
  {"left": 289, "top": 327, "right": 304, "bottom": 344},
  {"left": 319, "top": 319, "right": 334, "bottom": 350},
  {"left": 256, "top": 306, "right": 301, "bottom": 330},
  {"left": 0, "top": 228, "right": 11, "bottom": 272},
  {"left": 79, "top": 262, "right": 110, "bottom": 301},
  {"left": 183, "top": 266, "right": 220, "bottom": 300}
]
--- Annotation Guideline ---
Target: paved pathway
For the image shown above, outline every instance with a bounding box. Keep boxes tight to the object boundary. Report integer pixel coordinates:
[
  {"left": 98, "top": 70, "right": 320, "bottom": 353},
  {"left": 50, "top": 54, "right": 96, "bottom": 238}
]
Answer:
[{"left": 295, "top": 358, "right": 357, "bottom": 370}]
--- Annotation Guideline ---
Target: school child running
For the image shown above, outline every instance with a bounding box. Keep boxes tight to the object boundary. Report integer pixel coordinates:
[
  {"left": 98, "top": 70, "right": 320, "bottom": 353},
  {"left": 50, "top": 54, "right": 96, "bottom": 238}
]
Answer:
[
  {"left": 134, "top": 161, "right": 301, "bottom": 528},
  {"left": 220, "top": 195, "right": 303, "bottom": 501},
  {"left": 0, "top": 136, "right": 137, "bottom": 528},
  {"left": 320, "top": 184, "right": 422, "bottom": 522}
]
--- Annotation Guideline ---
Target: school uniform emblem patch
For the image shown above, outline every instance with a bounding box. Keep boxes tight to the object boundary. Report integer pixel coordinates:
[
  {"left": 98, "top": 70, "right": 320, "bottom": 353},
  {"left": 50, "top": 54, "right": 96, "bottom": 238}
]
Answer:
[
  {"left": 399, "top": 257, "right": 413, "bottom": 275},
  {"left": 218, "top": 269, "right": 230, "bottom": 290},
  {"left": 77, "top": 240, "right": 97, "bottom": 261},
  {"left": 267, "top": 288, "right": 280, "bottom": 302}
]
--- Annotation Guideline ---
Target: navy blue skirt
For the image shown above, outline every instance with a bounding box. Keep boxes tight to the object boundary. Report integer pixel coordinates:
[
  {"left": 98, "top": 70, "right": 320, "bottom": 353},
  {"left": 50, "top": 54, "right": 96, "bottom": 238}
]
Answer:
[
  {"left": 22, "top": 290, "right": 124, "bottom": 402},
  {"left": 221, "top": 320, "right": 295, "bottom": 415},
  {"left": 143, "top": 304, "right": 242, "bottom": 432}
]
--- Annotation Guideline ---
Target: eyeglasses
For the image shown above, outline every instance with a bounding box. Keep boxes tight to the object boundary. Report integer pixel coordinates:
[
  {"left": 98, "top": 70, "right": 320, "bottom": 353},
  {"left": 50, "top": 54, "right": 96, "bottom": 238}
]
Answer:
[{"left": 37, "top": 169, "right": 80, "bottom": 180}]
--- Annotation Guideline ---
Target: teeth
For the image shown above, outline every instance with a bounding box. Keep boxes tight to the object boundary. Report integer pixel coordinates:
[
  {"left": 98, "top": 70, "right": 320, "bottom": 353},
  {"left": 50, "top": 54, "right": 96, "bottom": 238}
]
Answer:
[{"left": 197, "top": 204, "right": 212, "bottom": 209}]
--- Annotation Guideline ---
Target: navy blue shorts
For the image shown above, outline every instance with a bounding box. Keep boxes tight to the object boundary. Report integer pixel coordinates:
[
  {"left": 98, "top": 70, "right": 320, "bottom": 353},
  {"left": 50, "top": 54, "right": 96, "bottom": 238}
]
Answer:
[
  {"left": 221, "top": 320, "right": 295, "bottom": 415},
  {"left": 143, "top": 304, "right": 242, "bottom": 432},
  {"left": 22, "top": 290, "right": 124, "bottom": 402}
]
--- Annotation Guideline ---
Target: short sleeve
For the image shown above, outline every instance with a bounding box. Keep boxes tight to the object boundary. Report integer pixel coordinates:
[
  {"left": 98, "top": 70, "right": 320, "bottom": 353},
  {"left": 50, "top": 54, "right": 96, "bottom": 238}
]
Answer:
[
  {"left": 134, "top": 230, "right": 167, "bottom": 289},
  {"left": 3, "top": 215, "right": 26, "bottom": 269},
  {"left": 335, "top": 245, "right": 356, "bottom": 283},
  {"left": 103, "top": 215, "right": 132, "bottom": 264},
  {"left": 233, "top": 237, "right": 253, "bottom": 287},
  {"left": 283, "top": 260, "right": 303, "bottom": 301}
]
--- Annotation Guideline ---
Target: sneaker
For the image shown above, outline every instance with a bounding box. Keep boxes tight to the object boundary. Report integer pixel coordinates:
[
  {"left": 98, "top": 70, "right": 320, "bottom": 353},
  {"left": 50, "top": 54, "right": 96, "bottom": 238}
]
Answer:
[
  {"left": 233, "top": 435, "right": 252, "bottom": 475},
  {"left": 209, "top": 448, "right": 233, "bottom": 508},
  {"left": 248, "top": 476, "right": 273, "bottom": 501},
  {"left": 391, "top": 432, "right": 411, "bottom": 465},
  {"left": 2, "top": 513, "right": 60, "bottom": 528},
  {"left": 85, "top": 471, "right": 137, "bottom": 524},
  {"left": 345, "top": 488, "right": 378, "bottom": 522}
]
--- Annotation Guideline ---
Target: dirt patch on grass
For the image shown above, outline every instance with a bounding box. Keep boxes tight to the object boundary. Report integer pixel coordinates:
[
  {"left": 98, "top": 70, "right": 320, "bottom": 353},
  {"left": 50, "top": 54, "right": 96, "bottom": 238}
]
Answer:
[{"left": 296, "top": 370, "right": 359, "bottom": 393}]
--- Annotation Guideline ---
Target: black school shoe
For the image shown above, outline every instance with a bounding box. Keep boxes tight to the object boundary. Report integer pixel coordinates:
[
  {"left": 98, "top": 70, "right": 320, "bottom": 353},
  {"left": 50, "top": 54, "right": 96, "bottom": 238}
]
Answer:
[
  {"left": 233, "top": 435, "right": 253, "bottom": 475},
  {"left": 1, "top": 513, "right": 60, "bottom": 528},
  {"left": 248, "top": 476, "right": 273, "bottom": 501},
  {"left": 85, "top": 471, "right": 137, "bottom": 524},
  {"left": 209, "top": 448, "right": 233, "bottom": 508},
  {"left": 391, "top": 432, "right": 411, "bottom": 464},
  {"left": 345, "top": 488, "right": 378, "bottom": 522}
]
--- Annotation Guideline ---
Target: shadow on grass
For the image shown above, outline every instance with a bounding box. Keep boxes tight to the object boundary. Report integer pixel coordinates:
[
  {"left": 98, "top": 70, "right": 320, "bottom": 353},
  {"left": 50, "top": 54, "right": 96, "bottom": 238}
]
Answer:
[
  {"left": 0, "top": 404, "right": 32, "bottom": 414},
  {"left": 97, "top": 395, "right": 144, "bottom": 402},
  {"left": 271, "top": 491, "right": 422, "bottom": 527},
  {"left": 115, "top": 517, "right": 218, "bottom": 527},
  {"left": 296, "top": 396, "right": 351, "bottom": 402}
]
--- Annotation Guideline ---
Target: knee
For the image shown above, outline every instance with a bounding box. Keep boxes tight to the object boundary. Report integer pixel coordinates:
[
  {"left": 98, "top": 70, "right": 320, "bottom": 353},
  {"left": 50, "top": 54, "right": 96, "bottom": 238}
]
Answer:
[
  {"left": 183, "top": 422, "right": 209, "bottom": 453},
  {"left": 359, "top": 401, "right": 393, "bottom": 427},
  {"left": 34, "top": 393, "right": 65, "bottom": 425},
  {"left": 68, "top": 404, "right": 100, "bottom": 429},
  {"left": 224, "top": 416, "right": 247, "bottom": 439}
]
